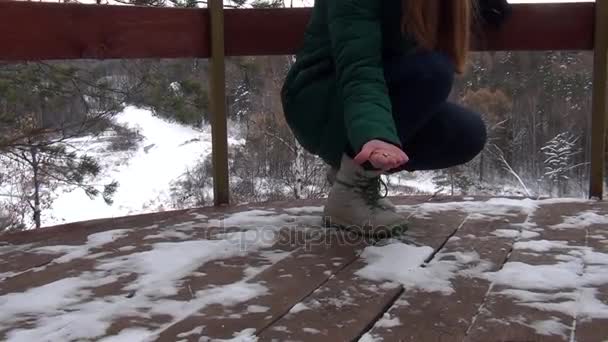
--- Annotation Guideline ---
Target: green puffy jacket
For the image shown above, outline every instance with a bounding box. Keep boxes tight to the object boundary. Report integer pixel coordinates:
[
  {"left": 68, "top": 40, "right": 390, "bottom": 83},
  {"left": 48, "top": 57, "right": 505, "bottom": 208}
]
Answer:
[
  {"left": 281, "top": 0, "right": 417, "bottom": 168},
  {"left": 281, "top": 0, "right": 511, "bottom": 168}
]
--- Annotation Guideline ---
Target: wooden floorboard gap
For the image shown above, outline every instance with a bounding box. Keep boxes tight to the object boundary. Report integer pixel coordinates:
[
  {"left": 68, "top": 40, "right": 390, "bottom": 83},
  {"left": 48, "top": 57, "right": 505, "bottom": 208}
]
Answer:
[
  {"left": 352, "top": 287, "right": 405, "bottom": 342},
  {"left": 254, "top": 245, "right": 366, "bottom": 337},
  {"left": 464, "top": 282, "right": 496, "bottom": 339},
  {"left": 355, "top": 213, "right": 472, "bottom": 341},
  {"left": 568, "top": 226, "right": 590, "bottom": 342},
  {"left": 463, "top": 209, "right": 531, "bottom": 339},
  {"left": 463, "top": 237, "right": 514, "bottom": 338},
  {"left": 422, "top": 215, "right": 470, "bottom": 266}
]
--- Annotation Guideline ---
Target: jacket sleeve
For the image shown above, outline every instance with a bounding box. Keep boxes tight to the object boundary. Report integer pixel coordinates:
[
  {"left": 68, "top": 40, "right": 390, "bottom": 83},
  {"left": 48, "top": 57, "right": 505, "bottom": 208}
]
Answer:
[{"left": 327, "top": 0, "right": 402, "bottom": 153}]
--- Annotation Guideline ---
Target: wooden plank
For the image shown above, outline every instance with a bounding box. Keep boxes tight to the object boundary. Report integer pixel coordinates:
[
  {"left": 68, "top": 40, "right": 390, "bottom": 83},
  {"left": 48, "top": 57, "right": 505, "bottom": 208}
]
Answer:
[
  {"left": 574, "top": 203, "right": 608, "bottom": 342},
  {"left": 0, "top": 209, "right": 202, "bottom": 280},
  {"left": 590, "top": 0, "right": 608, "bottom": 199},
  {"left": 363, "top": 211, "right": 529, "bottom": 341},
  {"left": 464, "top": 202, "right": 596, "bottom": 342},
  {"left": 0, "top": 221, "right": 303, "bottom": 340},
  {"left": 0, "top": 1, "right": 210, "bottom": 61},
  {"left": 154, "top": 230, "right": 368, "bottom": 341},
  {"left": 0, "top": 205, "right": 194, "bottom": 244},
  {"left": 208, "top": 0, "right": 230, "bottom": 206},
  {"left": 224, "top": 7, "right": 309, "bottom": 57},
  {"left": 257, "top": 210, "right": 468, "bottom": 341},
  {"left": 0, "top": 2, "right": 594, "bottom": 61},
  {"left": 0, "top": 248, "right": 61, "bottom": 281},
  {"left": 103, "top": 228, "right": 303, "bottom": 338},
  {"left": 0, "top": 214, "right": 223, "bottom": 295},
  {"left": 472, "top": 2, "right": 594, "bottom": 51}
]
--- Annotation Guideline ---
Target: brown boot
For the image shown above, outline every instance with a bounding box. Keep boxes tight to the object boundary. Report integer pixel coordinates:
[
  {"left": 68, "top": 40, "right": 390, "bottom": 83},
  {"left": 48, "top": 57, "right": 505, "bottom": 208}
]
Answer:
[
  {"left": 323, "top": 155, "right": 407, "bottom": 238},
  {"left": 326, "top": 163, "right": 397, "bottom": 211}
]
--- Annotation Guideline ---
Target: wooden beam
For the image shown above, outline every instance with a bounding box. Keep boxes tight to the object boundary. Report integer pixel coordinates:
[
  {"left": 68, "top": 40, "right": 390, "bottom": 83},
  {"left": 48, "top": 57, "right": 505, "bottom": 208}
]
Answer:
[
  {"left": 472, "top": 2, "right": 594, "bottom": 51},
  {"left": 0, "top": 2, "right": 210, "bottom": 61},
  {"left": 590, "top": 0, "right": 608, "bottom": 199},
  {"left": 0, "top": 2, "right": 595, "bottom": 61},
  {"left": 208, "top": 0, "right": 230, "bottom": 206}
]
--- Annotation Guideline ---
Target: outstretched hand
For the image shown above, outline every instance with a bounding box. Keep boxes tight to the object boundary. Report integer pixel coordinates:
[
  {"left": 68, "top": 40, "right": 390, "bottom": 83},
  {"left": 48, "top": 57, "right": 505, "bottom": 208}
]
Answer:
[{"left": 353, "top": 139, "right": 409, "bottom": 171}]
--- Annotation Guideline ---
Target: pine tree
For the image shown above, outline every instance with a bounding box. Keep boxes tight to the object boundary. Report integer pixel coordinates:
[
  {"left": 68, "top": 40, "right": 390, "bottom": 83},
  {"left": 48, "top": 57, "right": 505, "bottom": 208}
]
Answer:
[
  {"left": 0, "top": 63, "right": 122, "bottom": 229},
  {"left": 432, "top": 170, "right": 452, "bottom": 195},
  {"left": 432, "top": 167, "right": 473, "bottom": 196},
  {"left": 540, "top": 132, "right": 583, "bottom": 196}
]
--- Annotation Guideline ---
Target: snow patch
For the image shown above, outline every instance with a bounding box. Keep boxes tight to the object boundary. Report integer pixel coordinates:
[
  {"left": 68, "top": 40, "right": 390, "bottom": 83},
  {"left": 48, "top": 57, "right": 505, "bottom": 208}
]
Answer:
[
  {"left": 402, "top": 197, "right": 542, "bottom": 220},
  {"left": 289, "top": 302, "right": 310, "bottom": 314},
  {"left": 358, "top": 332, "right": 382, "bottom": 342},
  {"left": 208, "top": 210, "right": 321, "bottom": 231},
  {"left": 98, "top": 329, "right": 154, "bottom": 342},
  {"left": 375, "top": 313, "right": 401, "bottom": 328},
  {"left": 31, "top": 229, "right": 129, "bottom": 264},
  {"left": 488, "top": 251, "right": 608, "bottom": 321},
  {"left": 521, "top": 230, "right": 541, "bottom": 239},
  {"left": 199, "top": 328, "right": 258, "bottom": 342},
  {"left": 514, "top": 240, "right": 572, "bottom": 252},
  {"left": 491, "top": 229, "right": 520, "bottom": 238},
  {"left": 97, "top": 235, "right": 274, "bottom": 297},
  {"left": 271, "top": 326, "right": 290, "bottom": 333},
  {"left": 283, "top": 206, "right": 323, "bottom": 214},
  {"left": 302, "top": 327, "right": 321, "bottom": 334},
  {"left": 485, "top": 260, "right": 584, "bottom": 290},
  {"left": 176, "top": 326, "right": 205, "bottom": 338},
  {"left": 529, "top": 319, "right": 570, "bottom": 338},
  {"left": 144, "top": 230, "right": 193, "bottom": 240},
  {"left": 551, "top": 210, "right": 608, "bottom": 229},
  {"left": 247, "top": 305, "right": 269, "bottom": 313},
  {"left": 356, "top": 243, "right": 490, "bottom": 295}
]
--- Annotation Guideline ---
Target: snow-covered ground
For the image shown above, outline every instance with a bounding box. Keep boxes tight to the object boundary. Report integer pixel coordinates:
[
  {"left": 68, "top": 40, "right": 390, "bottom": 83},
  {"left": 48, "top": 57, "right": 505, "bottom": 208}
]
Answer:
[{"left": 45, "top": 106, "right": 244, "bottom": 227}]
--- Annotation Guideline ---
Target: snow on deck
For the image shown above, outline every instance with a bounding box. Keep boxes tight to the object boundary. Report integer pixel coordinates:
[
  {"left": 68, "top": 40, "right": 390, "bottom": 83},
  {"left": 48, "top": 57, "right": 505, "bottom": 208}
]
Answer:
[{"left": 1, "top": 196, "right": 607, "bottom": 342}]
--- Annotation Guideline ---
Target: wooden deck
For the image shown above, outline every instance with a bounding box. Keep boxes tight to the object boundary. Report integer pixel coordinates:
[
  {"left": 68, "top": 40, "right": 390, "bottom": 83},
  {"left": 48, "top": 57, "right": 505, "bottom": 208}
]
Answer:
[{"left": 1, "top": 196, "right": 608, "bottom": 342}]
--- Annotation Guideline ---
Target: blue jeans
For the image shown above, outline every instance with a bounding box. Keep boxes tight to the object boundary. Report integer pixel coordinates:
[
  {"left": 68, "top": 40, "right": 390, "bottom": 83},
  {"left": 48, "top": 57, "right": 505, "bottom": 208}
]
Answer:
[{"left": 382, "top": 51, "right": 487, "bottom": 172}]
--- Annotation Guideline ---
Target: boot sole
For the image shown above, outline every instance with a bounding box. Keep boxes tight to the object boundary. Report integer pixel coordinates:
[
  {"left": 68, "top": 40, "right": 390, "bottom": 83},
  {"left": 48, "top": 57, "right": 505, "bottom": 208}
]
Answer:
[{"left": 322, "top": 216, "right": 408, "bottom": 239}]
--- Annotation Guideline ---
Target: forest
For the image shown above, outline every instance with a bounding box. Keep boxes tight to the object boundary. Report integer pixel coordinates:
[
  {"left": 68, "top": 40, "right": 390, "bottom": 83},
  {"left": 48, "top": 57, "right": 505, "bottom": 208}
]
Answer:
[{"left": 0, "top": 0, "right": 598, "bottom": 231}]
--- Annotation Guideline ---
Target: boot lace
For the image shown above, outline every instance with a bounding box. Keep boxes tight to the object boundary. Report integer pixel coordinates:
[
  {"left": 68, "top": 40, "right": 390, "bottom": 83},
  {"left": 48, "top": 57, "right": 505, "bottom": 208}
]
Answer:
[{"left": 352, "top": 176, "right": 388, "bottom": 208}]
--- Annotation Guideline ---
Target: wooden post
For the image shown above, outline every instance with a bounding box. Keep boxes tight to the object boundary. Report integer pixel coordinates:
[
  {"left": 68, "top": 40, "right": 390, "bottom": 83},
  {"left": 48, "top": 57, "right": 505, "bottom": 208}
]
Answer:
[
  {"left": 590, "top": 0, "right": 608, "bottom": 199},
  {"left": 208, "top": 0, "right": 230, "bottom": 206}
]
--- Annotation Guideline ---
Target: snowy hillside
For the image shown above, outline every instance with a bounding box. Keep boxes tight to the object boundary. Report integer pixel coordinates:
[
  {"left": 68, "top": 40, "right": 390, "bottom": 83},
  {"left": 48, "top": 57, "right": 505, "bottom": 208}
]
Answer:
[{"left": 46, "top": 106, "right": 244, "bottom": 227}]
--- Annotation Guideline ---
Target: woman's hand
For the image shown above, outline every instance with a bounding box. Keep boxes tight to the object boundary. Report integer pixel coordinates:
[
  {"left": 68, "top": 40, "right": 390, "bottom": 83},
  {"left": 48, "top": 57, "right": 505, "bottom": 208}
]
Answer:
[{"left": 353, "top": 139, "right": 409, "bottom": 171}]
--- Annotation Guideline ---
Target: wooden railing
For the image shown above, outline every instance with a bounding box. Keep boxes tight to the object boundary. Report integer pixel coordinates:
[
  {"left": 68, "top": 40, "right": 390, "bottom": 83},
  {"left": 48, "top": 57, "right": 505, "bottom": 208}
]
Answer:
[{"left": 0, "top": 0, "right": 606, "bottom": 202}]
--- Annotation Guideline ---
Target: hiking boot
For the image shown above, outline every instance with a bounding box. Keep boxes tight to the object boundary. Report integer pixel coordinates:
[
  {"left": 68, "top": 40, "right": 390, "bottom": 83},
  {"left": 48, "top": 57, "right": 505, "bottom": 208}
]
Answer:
[
  {"left": 323, "top": 155, "right": 407, "bottom": 238},
  {"left": 326, "top": 164, "right": 397, "bottom": 211}
]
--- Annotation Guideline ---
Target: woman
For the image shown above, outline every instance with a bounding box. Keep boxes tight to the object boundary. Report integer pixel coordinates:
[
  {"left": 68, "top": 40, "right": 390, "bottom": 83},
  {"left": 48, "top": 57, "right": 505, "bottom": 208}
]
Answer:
[{"left": 281, "top": 0, "right": 511, "bottom": 237}]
